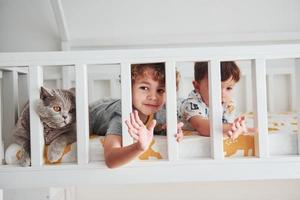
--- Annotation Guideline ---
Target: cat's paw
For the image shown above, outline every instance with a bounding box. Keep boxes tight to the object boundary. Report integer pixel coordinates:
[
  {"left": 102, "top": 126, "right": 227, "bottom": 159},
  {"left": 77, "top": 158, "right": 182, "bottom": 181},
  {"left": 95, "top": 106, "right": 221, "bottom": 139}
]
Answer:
[
  {"left": 47, "top": 141, "right": 66, "bottom": 163},
  {"left": 19, "top": 149, "right": 31, "bottom": 167}
]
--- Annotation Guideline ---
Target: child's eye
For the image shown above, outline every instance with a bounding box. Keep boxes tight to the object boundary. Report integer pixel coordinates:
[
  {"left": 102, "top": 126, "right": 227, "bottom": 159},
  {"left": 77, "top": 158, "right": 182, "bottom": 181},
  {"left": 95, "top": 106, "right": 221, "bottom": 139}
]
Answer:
[
  {"left": 227, "top": 87, "right": 233, "bottom": 91},
  {"left": 53, "top": 105, "right": 61, "bottom": 112},
  {"left": 157, "top": 89, "right": 165, "bottom": 94},
  {"left": 140, "top": 86, "right": 149, "bottom": 91}
]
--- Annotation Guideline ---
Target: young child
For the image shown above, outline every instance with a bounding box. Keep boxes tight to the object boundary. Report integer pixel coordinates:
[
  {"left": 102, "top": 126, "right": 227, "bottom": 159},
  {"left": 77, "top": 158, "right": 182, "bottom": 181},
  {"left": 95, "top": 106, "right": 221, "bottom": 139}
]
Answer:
[
  {"left": 180, "top": 61, "right": 246, "bottom": 139},
  {"left": 90, "top": 63, "right": 183, "bottom": 168}
]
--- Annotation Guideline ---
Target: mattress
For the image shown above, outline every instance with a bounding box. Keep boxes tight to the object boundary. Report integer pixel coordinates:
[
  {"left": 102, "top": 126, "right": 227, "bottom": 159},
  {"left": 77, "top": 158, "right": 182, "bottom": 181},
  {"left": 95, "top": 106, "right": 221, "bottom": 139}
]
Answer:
[{"left": 5, "top": 112, "right": 298, "bottom": 165}]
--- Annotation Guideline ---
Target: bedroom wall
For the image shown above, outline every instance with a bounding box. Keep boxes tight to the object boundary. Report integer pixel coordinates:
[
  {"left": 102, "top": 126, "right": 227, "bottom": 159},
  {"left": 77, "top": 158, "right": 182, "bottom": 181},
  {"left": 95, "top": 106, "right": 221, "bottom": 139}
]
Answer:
[{"left": 1, "top": 0, "right": 300, "bottom": 200}]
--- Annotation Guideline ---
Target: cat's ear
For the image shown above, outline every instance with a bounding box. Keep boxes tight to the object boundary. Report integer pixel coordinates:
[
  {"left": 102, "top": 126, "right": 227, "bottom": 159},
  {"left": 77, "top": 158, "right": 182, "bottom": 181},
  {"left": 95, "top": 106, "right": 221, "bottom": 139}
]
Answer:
[
  {"left": 69, "top": 87, "right": 76, "bottom": 95},
  {"left": 40, "top": 86, "right": 53, "bottom": 99}
]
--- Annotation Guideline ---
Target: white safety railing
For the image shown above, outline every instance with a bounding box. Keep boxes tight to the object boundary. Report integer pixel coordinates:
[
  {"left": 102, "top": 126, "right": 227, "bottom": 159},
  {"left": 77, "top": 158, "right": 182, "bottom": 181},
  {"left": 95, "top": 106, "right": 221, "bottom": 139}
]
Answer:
[{"left": 0, "top": 44, "right": 300, "bottom": 189}]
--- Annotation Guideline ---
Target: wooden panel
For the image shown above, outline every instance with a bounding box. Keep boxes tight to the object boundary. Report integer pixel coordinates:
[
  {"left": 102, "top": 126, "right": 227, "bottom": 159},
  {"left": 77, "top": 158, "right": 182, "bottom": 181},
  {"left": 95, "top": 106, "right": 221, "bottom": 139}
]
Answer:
[
  {"left": 165, "top": 61, "right": 178, "bottom": 161},
  {"left": 75, "top": 64, "right": 89, "bottom": 164},
  {"left": 121, "top": 63, "right": 132, "bottom": 146},
  {"left": 209, "top": 60, "right": 223, "bottom": 160},
  {"left": 251, "top": 59, "right": 269, "bottom": 158},
  {"left": 28, "top": 66, "right": 44, "bottom": 166}
]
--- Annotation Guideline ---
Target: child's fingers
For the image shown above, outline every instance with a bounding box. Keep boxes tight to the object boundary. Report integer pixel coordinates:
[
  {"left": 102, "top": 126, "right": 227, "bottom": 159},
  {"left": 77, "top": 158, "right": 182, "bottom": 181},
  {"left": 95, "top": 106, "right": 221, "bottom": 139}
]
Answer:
[
  {"left": 125, "top": 120, "right": 134, "bottom": 130},
  {"left": 130, "top": 112, "right": 140, "bottom": 129},
  {"left": 175, "top": 133, "right": 183, "bottom": 142},
  {"left": 240, "top": 116, "right": 245, "bottom": 121},
  {"left": 134, "top": 110, "right": 144, "bottom": 127},
  {"left": 177, "top": 122, "right": 184, "bottom": 129},
  {"left": 227, "top": 130, "right": 233, "bottom": 138},
  {"left": 236, "top": 121, "right": 241, "bottom": 129},
  {"left": 128, "top": 130, "right": 139, "bottom": 140},
  {"left": 175, "top": 129, "right": 184, "bottom": 142},
  {"left": 231, "top": 123, "right": 237, "bottom": 132}
]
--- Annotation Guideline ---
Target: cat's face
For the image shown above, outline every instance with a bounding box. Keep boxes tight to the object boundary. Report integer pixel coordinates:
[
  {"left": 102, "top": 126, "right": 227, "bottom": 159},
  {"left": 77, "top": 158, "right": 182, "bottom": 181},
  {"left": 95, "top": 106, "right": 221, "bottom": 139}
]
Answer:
[{"left": 37, "top": 87, "right": 76, "bottom": 128}]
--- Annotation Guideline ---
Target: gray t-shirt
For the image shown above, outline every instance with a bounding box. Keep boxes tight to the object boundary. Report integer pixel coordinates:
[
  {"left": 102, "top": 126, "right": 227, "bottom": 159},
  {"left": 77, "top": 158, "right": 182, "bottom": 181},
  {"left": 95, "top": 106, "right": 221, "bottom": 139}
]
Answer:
[
  {"left": 90, "top": 98, "right": 122, "bottom": 136},
  {"left": 90, "top": 98, "right": 173, "bottom": 136}
]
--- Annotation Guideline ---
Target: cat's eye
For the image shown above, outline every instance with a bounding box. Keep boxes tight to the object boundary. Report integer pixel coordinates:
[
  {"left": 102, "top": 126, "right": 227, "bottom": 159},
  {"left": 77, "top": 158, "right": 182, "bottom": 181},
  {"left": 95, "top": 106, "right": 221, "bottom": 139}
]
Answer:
[{"left": 53, "top": 106, "right": 61, "bottom": 112}]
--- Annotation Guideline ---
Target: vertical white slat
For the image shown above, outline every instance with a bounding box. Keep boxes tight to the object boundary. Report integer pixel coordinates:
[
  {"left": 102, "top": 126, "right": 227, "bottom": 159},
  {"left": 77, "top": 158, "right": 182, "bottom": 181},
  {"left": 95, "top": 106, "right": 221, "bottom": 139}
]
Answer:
[
  {"left": 28, "top": 66, "right": 44, "bottom": 166},
  {"left": 1, "top": 71, "right": 18, "bottom": 152},
  {"left": 251, "top": 59, "right": 269, "bottom": 158},
  {"left": 62, "top": 66, "right": 73, "bottom": 89},
  {"left": 165, "top": 61, "right": 178, "bottom": 161},
  {"left": 110, "top": 78, "right": 119, "bottom": 99},
  {"left": 0, "top": 189, "right": 2, "bottom": 200},
  {"left": 267, "top": 74, "right": 274, "bottom": 113},
  {"left": 295, "top": 58, "right": 300, "bottom": 154},
  {"left": 18, "top": 73, "right": 29, "bottom": 115},
  {"left": 245, "top": 73, "right": 252, "bottom": 112},
  {"left": 121, "top": 62, "right": 132, "bottom": 146},
  {"left": 209, "top": 60, "right": 223, "bottom": 160},
  {"left": 88, "top": 79, "right": 95, "bottom": 102},
  {"left": 0, "top": 71, "right": 3, "bottom": 164},
  {"left": 290, "top": 72, "right": 296, "bottom": 112},
  {"left": 75, "top": 64, "right": 89, "bottom": 164}
]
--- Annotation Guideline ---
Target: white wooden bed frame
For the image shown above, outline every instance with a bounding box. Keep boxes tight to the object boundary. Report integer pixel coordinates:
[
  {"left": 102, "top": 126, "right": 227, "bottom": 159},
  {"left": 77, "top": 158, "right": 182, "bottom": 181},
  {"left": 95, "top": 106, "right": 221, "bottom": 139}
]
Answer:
[{"left": 0, "top": 44, "right": 300, "bottom": 194}]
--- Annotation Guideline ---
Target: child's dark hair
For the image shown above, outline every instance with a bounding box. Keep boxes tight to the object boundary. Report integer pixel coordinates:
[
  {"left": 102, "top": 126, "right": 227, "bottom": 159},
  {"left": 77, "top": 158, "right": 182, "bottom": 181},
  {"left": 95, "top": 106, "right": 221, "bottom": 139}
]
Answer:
[
  {"left": 194, "top": 61, "right": 240, "bottom": 82},
  {"left": 131, "top": 63, "right": 165, "bottom": 85}
]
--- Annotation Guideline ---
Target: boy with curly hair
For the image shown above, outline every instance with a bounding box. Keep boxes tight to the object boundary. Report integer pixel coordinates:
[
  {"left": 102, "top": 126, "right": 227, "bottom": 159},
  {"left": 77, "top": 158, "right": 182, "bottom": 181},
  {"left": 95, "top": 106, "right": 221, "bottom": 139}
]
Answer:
[{"left": 90, "top": 63, "right": 183, "bottom": 168}]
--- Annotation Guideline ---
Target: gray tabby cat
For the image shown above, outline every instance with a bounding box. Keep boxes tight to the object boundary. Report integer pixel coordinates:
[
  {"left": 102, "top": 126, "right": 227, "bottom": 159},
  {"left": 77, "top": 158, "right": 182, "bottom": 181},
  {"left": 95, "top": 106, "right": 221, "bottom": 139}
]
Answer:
[{"left": 13, "top": 86, "right": 77, "bottom": 166}]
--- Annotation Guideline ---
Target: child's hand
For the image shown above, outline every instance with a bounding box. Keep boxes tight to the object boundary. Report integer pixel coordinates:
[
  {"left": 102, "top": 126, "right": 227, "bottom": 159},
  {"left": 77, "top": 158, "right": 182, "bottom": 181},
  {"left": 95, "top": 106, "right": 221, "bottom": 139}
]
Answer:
[
  {"left": 175, "top": 122, "right": 184, "bottom": 142},
  {"left": 227, "top": 116, "right": 247, "bottom": 140},
  {"left": 125, "top": 110, "right": 156, "bottom": 151}
]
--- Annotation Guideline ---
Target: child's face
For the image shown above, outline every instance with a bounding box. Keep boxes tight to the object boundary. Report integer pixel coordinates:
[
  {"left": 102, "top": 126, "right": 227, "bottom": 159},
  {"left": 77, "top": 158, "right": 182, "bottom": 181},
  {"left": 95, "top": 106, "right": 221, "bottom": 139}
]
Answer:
[
  {"left": 132, "top": 72, "right": 166, "bottom": 120},
  {"left": 194, "top": 76, "right": 236, "bottom": 105}
]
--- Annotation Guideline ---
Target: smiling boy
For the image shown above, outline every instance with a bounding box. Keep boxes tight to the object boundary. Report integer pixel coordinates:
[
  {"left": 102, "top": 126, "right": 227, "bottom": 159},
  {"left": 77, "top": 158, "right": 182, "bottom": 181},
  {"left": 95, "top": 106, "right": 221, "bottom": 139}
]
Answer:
[{"left": 90, "top": 63, "right": 183, "bottom": 168}]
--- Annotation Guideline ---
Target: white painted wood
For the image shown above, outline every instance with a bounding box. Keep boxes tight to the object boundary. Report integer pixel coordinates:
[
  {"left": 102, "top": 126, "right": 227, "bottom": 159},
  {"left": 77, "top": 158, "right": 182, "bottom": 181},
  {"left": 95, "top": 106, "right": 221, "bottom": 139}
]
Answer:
[
  {"left": 295, "top": 58, "right": 300, "bottom": 154},
  {"left": 62, "top": 66, "right": 73, "bottom": 89},
  {"left": 64, "top": 186, "right": 76, "bottom": 200},
  {"left": 290, "top": 72, "right": 296, "bottom": 112},
  {"left": 28, "top": 66, "right": 44, "bottom": 166},
  {"left": 69, "top": 32, "right": 300, "bottom": 49},
  {"left": 251, "top": 59, "right": 269, "bottom": 158},
  {"left": 245, "top": 73, "right": 252, "bottom": 112},
  {"left": 0, "top": 189, "right": 2, "bottom": 200},
  {"left": 110, "top": 78, "right": 120, "bottom": 99},
  {"left": 1, "top": 71, "right": 18, "bottom": 151},
  {"left": 1, "top": 44, "right": 300, "bottom": 67},
  {"left": 0, "top": 44, "right": 300, "bottom": 188},
  {"left": 61, "top": 41, "right": 71, "bottom": 51},
  {"left": 267, "top": 74, "right": 275, "bottom": 112},
  {"left": 208, "top": 60, "right": 223, "bottom": 160},
  {"left": 165, "top": 61, "right": 178, "bottom": 161},
  {"left": 18, "top": 74, "right": 29, "bottom": 115},
  {"left": 50, "top": 0, "right": 70, "bottom": 42},
  {"left": 2, "top": 157, "right": 300, "bottom": 188},
  {"left": 75, "top": 64, "right": 89, "bottom": 164},
  {"left": 88, "top": 79, "right": 95, "bottom": 101},
  {"left": 120, "top": 63, "right": 132, "bottom": 146}
]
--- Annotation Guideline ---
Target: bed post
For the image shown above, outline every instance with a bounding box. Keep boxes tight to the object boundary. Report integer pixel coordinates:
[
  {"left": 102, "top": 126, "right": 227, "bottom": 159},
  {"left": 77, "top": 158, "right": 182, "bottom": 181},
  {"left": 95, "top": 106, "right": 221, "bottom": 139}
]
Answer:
[
  {"left": 29, "top": 66, "right": 44, "bottom": 166},
  {"left": 121, "top": 62, "right": 133, "bottom": 146},
  {"left": 1, "top": 70, "right": 19, "bottom": 159},
  {"left": 165, "top": 61, "right": 179, "bottom": 160},
  {"left": 209, "top": 60, "right": 223, "bottom": 160},
  {"left": 251, "top": 58, "right": 269, "bottom": 158},
  {"left": 18, "top": 73, "right": 29, "bottom": 116},
  {"left": 295, "top": 58, "right": 300, "bottom": 155},
  {"left": 75, "top": 64, "right": 89, "bottom": 164}
]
